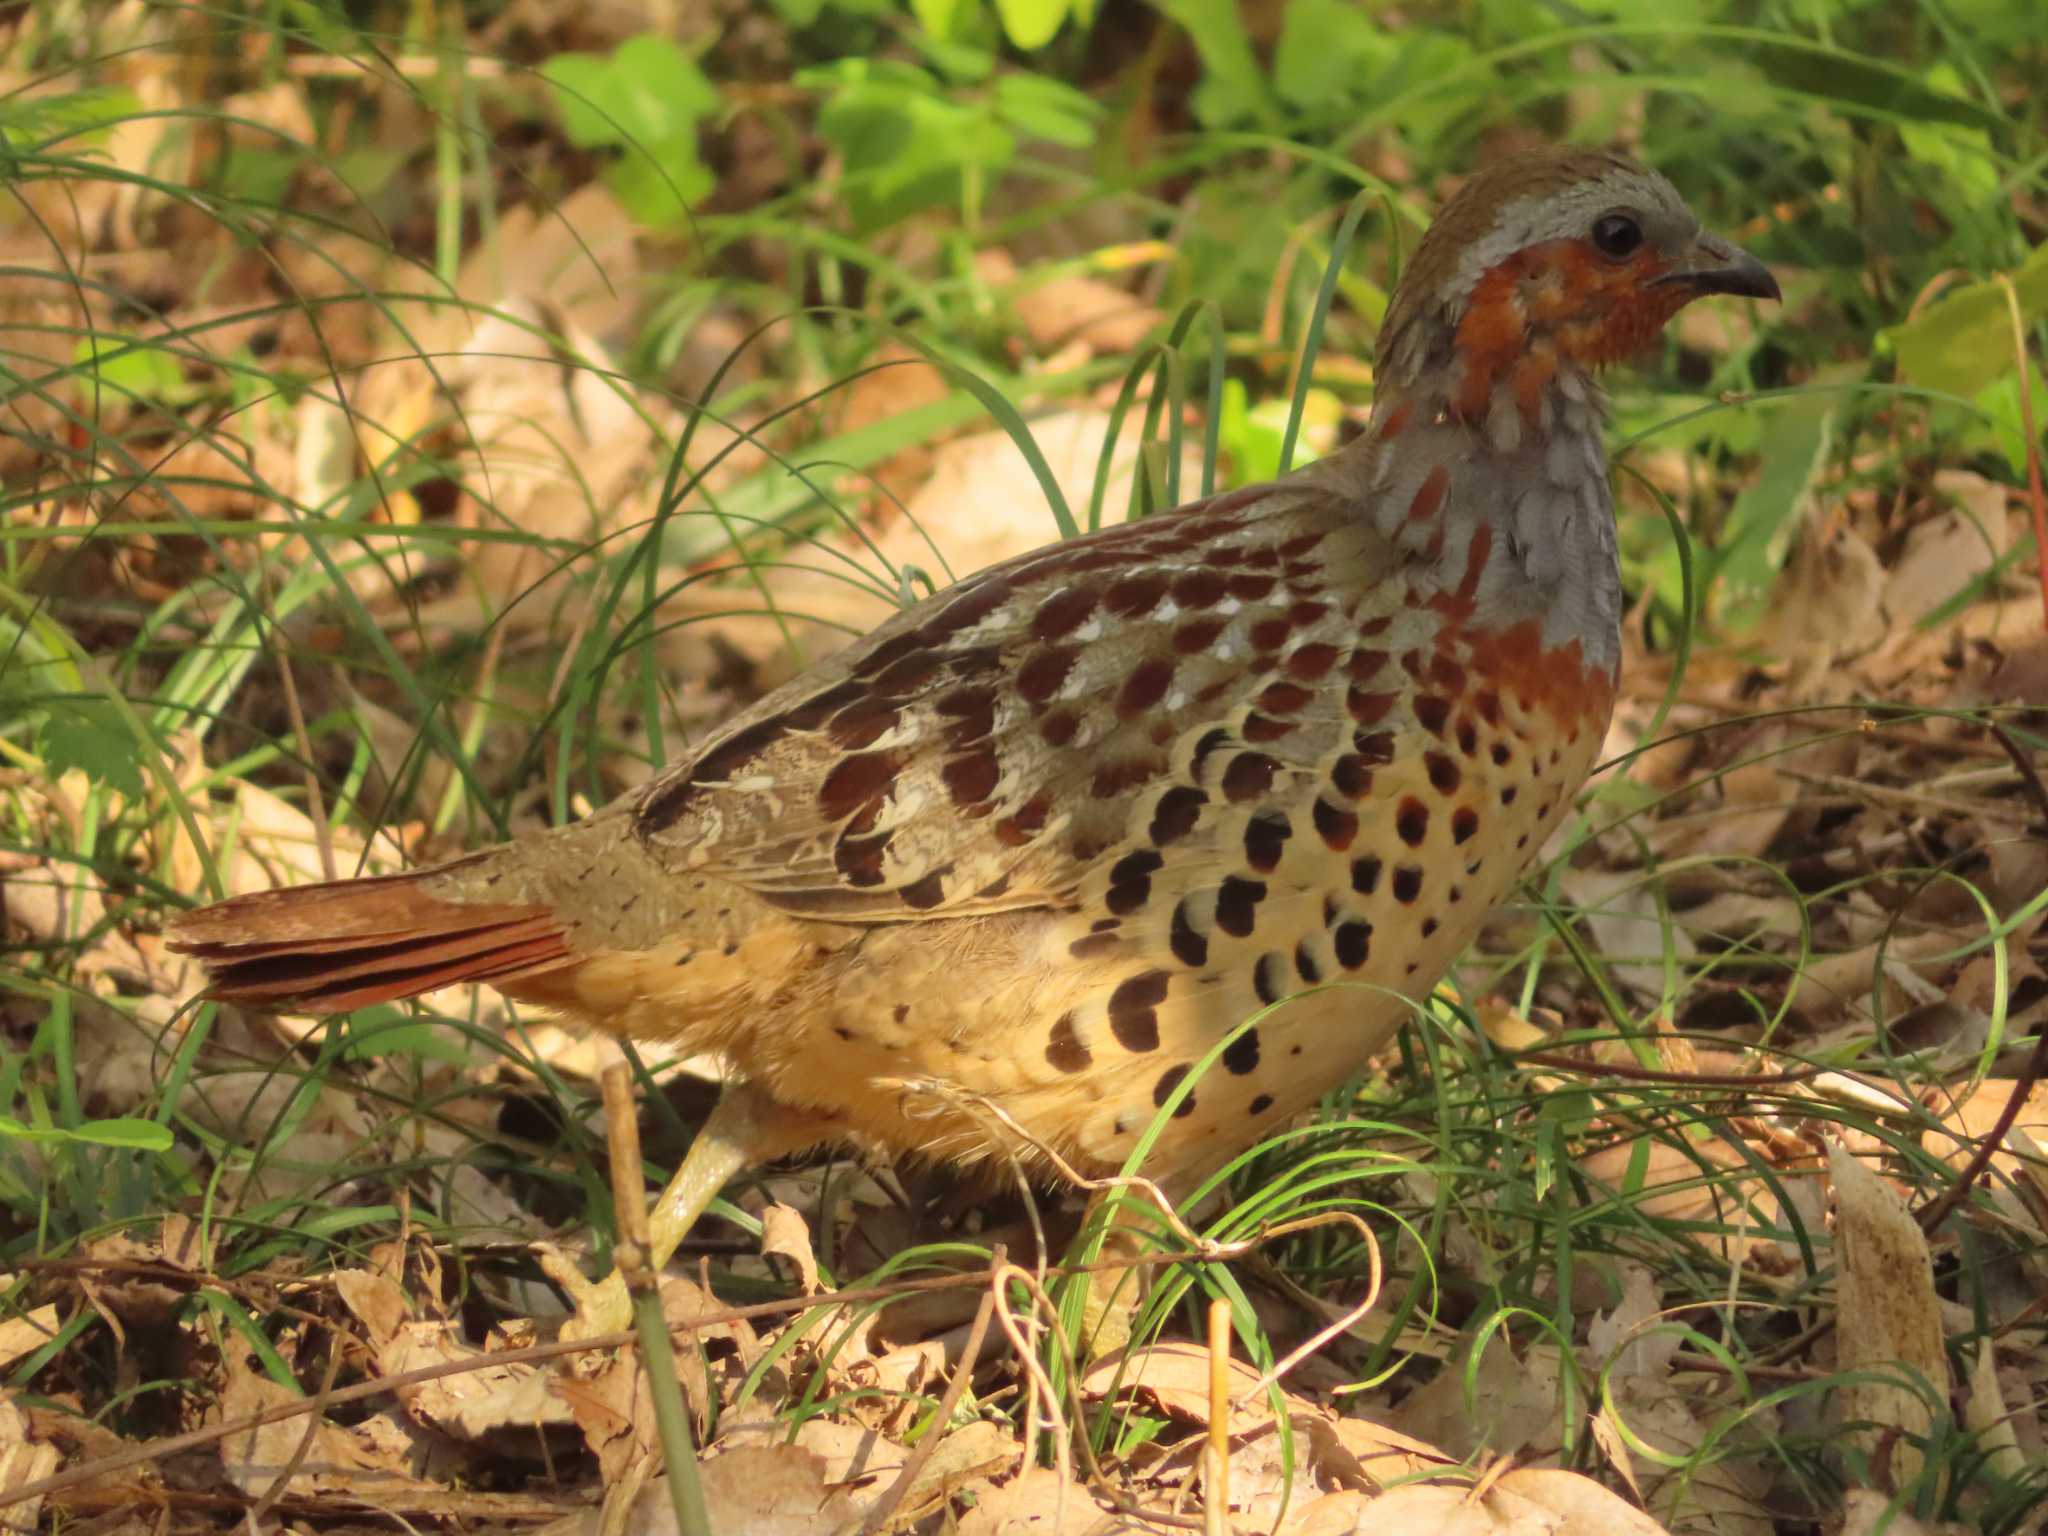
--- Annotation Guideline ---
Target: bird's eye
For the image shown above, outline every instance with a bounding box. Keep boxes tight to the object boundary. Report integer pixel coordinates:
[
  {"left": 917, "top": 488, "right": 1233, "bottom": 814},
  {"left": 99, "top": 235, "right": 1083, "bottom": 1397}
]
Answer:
[{"left": 1591, "top": 213, "right": 1643, "bottom": 258}]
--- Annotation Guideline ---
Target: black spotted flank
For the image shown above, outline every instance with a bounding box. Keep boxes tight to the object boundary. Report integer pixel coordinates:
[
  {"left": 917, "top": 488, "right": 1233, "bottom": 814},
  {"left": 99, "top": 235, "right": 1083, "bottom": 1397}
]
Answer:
[
  {"left": 1395, "top": 797, "right": 1428, "bottom": 846},
  {"left": 1214, "top": 875, "right": 1266, "bottom": 937},
  {"left": 1222, "top": 752, "right": 1278, "bottom": 803},
  {"left": 1106, "top": 849, "right": 1163, "bottom": 915},
  {"left": 1150, "top": 786, "right": 1208, "bottom": 846},
  {"left": 1392, "top": 866, "right": 1423, "bottom": 903},
  {"left": 1222, "top": 1028, "right": 1261, "bottom": 1075},
  {"left": 1046, "top": 1011, "right": 1091, "bottom": 1072},
  {"left": 1253, "top": 952, "right": 1287, "bottom": 1006},
  {"left": 1243, "top": 810, "right": 1292, "bottom": 873},
  {"left": 1312, "top": 797, "right": 1358, "bottom": 851},
  {"left": 1169, "top": 901, "right": 1209, "bottom": 967},
  {"left": 1333, "top": 919, "right": 1372, "bottom": 969},
  {"left": 1153, "top": 1063, "right": 1196, "bottom": 1117},
  {"left": 1109, "top": 970, "right": 1169, "bottom": 1051}
]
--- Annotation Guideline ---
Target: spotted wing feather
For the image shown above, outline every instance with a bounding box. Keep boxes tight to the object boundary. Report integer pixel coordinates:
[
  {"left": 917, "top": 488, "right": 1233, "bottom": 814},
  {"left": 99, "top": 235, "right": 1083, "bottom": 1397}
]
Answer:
[{"left": 631, "top": 482, "right": 1403, "bottom": 922}]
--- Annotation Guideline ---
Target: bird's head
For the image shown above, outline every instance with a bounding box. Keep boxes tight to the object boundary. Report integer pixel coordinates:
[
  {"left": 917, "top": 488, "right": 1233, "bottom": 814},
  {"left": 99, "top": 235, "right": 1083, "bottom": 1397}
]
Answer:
[{"left": 1373, "top": 147, "right": 1778, "bottom": 440}]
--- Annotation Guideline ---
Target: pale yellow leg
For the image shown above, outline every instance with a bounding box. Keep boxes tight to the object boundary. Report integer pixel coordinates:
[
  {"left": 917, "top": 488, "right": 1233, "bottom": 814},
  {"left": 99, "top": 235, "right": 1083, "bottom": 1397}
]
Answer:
[{"left": 558, "top": 1080, "right": 827, "bottom": 1341}]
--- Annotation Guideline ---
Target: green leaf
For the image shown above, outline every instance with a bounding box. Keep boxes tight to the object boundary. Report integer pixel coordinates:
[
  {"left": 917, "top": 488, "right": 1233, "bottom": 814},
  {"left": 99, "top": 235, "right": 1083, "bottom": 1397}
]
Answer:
[
  {"left": 1155, "top": 0, "right": 1276, "bottom": 128},
  {"left": 1897, "top": 64, "right": 2000, "bottom": 206},
  {"left": 1746, "top": 38, "right": 2004, "bottom": 132},
  {"left": 1217, "top": 379, "right": 1335, "bottom": 484},
  {"left": 213, "top": 143, "right": 301, "bottom": 206},
  {"left": 1712, "top": 395, "right": 1835, "bottom": 633},
  {"left": 907, "top": 30, "right": 997, "bottom": 81},
  {"left": 67, "top": 1118, "right": 177, "bottom": 1151},
  {"left": 1384, "top": 32, "right": 1483, "bottom": 147},
  {"left": 910, "top": 0, "right": 968, "bottom": 39},
  {"left": 991, "top": 0, "right": 1069, "bottom": 49},
  {"left": 337, "top": 1008, "right": 471, "bottom": 1065},
  {"left": 815, "top": 72, "right": 1016, "bottom": 230},
  {"left": 1881, "top": 241, "right": 2048, "bottom": 400},
  {"left": 542, "top": 34, "right": 718, "bottom": 151},
  {"left": 37, "top": 696, "right": 149, "bottom": 798},
  {"left": 72, "top": 333, "right": 185, "bottom": 403},
  {"left": 0, "top": 85, "right": 140, "bottom": 148},
  {"left": 610, "top": 32, "right": 720, "bottom": 124},
  {"left": 608, "top": 134, "right": 714, "bottom": 228},
  {"left": 0, "top": 1114, "right": 173, "bottom": 1151},
  {"left": 993, "top": 72, "right": 1103, "bottom": 148},
  {"left": 543, "top": 51, "right": 626, "bottom": 147},
  {"left": 1930, "top": 359, "right": 2048, "bottom": 478},
  {"left": 797, "top": 57, "right": 939, "bottom": 93},
  {"left": 1272, "top": 0, "right": 1391, "bottom": 109}
]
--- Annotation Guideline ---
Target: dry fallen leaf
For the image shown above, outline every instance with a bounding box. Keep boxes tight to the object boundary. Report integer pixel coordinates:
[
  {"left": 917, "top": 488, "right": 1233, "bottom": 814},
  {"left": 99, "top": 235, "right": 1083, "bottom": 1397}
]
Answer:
[
  {"left": 626, "top": 1445, "right": 865, "bottom": 1536},
  {"left": 1829, "top": 1141, "right": 1950, "bottom": 1487},
  {"left": 1963, "top": 1337, "right": 2029, "bottom": 1482},
  {"left": 1589, "top": 1263, "right": 1776, "bottom": 1535},
  {"left": 0, "top": 1393, "right": 62, "bottom": 1531},
  {"left": 759, "top": 1202, "right": 821, "bottom": 1295},
  {"left": 1278, "top": 1469, "right": 1677, "bottom": 1535},
  {"left": 1080, "top": 1338, "right": 1276, "bottom": 1432},
  {"left": 1883, "top": 470, "right": 2010, "bottom": 630},
  {"left": 1925, "top": 1078, "right": 2048, "bottom": 1184},
  {"left": 215, "top": 1349, "right": 443, "bottom": 1503},
  {"left": 1011, "top": 271, "right": 1163, "bottom": 356},
  {"left": 1389, "top": 1334, "right": 1564, "bottom": 1461},
  {"left": 952, "top": 1464, "right": 1108, "bottom": 1534},
  {"left": 1836, "top": 1487, "right": 1970, "bottom": 1536},
  {"left": 677, "top": 408, "right": 1204, "bottom": 680}
]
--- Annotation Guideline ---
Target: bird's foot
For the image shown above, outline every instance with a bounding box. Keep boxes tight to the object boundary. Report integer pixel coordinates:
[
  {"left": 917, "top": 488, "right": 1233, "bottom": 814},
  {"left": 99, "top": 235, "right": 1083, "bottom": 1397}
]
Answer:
[{"left": 535, "top": 1245, "right": 636, "bottom": 1348}]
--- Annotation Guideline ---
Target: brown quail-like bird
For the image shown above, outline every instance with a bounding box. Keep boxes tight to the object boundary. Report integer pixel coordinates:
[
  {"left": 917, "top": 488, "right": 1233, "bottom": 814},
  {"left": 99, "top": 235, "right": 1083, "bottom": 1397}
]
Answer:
[{"left": 168, "top": 146, "right": 1778, "bottom": 1336}]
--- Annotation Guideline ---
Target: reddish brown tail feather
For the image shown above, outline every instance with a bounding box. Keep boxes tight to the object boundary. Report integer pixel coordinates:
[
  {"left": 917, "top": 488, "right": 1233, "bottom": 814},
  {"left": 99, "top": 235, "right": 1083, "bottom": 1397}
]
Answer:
[{"left": 166, "top": 868, "right": 573, "bottom": 1015}]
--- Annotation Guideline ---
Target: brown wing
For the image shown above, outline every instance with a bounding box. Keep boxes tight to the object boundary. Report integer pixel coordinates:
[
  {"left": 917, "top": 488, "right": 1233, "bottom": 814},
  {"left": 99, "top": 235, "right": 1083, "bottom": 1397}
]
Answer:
[{"left": 629, "top": 480, "right": 1393, "bottom": 922}]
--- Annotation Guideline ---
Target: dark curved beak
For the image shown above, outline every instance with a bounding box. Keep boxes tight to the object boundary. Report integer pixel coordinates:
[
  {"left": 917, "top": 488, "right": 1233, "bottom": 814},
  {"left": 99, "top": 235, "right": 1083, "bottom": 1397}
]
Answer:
[{"left": 1655, "top": 232, "right": 1781, "bottom": 303}]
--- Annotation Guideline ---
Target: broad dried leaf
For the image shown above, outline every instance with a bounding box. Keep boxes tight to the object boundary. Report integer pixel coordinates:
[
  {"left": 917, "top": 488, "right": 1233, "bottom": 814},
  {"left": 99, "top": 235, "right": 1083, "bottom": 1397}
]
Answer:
[
  {"left": 1926, "top": 1079, "right": 2048, "bottom": 1194},
  {"left": 630, "top": 1445, "right": 865, "bottom": 1535},
  {"left": 1011, "top": 271, "right": 1163, "bottom": 356},
  {"left": 216, "top": 1351, "right": 443, "bottom": 1502},
  {"left": 1278, "top": 1473, "right": 1677, "bottom": 1535},
  {"left": 759, "top": 1202, "right": 821, "bottom": 1295},
  {"left": 1830, "top": 1143, "right": 1950, "bottom": 1485},
  {"left": 1081, "top": 1338, "right": 1278, "bottom": 1431},
  {"left": 0, "top": 1393, "right": 62, "bottom": 1531},
  {"left": 0, "top": 1302, "right": 59, "bottom": 1375},
  {"left": 952, "top": 1464, "right": 1109, "bottom": 1533},
  {"left": 680, "top": 408, "right": 1203, "bottom": 675},
  {"left": 1389, "top": 1335, "right": 1563, "bottom": 1460},
  {"left": 1963, "top": 1337, "right": 2030, "bottom": 1482},
  {"left": 1884, "top": 471, "right": 2010, "bottom": 629}
]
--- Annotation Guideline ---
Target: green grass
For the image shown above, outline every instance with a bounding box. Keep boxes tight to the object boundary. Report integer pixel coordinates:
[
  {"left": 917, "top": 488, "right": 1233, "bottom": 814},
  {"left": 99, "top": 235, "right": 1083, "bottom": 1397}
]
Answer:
[{"left": 4, "top": 0, "right": 2047, "bottom": 1526}]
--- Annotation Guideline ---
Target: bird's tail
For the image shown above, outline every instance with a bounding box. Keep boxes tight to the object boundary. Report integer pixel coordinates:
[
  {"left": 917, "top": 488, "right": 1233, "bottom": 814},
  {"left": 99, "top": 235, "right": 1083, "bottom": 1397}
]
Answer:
[{"left": 165, "top": 855, "right": 573, "bottom": 1015}]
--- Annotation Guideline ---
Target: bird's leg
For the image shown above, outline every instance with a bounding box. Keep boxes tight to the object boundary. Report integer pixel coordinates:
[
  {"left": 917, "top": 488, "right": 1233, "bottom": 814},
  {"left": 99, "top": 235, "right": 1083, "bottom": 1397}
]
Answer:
[{"left": 556, "top": 1079, "right": 826, "bottom": 1342}]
